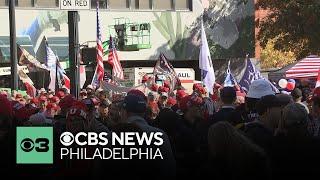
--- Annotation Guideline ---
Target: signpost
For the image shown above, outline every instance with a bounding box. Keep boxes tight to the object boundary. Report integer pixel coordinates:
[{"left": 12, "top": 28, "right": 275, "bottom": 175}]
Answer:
[
  {"left": 60, "top": 0, "right": 90, "bottom": 10},
  {"left": 60, "top": 0, "right": 90, "bottom": 98}
]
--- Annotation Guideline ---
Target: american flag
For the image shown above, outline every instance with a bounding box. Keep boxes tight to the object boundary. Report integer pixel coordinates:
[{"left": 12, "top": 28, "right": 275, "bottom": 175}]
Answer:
[
  {"left": 95, "top": 1, "right": 104, "bottom": 81},
  {"left": 153, "top": 53, "right": 182, "bottom": 90},
  {"left": 286, "top": 55, "right": 320, "bottom": 79},
  {"left": 108, "top": 36, "right": 124, "bottom": 80}
]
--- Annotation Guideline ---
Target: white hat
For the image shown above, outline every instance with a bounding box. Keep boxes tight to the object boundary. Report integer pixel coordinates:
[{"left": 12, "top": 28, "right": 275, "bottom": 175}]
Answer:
[
  {"left": 96, "top": 88, "right": 103, "bottom": 93},
  {"left": 246, "top": 79, "right": 275, "bottom": 99},
  {"left": 86, "top": 85, "right": 94, "bottom": 90},
  {"left": 161, "top": 92, "right": 168, "bottom": 97}
]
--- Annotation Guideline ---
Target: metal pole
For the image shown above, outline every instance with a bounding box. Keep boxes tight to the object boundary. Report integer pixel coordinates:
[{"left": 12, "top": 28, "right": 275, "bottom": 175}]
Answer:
[
  {"left": 68, "top": 11, "right": 80, "bottom": 98},
  {"left": 9, "top": 0, "right": 18, "bottom": 90}
]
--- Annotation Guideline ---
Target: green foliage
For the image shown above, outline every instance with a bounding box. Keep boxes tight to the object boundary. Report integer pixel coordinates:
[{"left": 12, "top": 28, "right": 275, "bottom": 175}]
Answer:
[
  {"left": 260, "top": 35, "right": 296, "bottom": 69},
  {"left": 257, "top": 0, "right": 320, "bottom": 59}
]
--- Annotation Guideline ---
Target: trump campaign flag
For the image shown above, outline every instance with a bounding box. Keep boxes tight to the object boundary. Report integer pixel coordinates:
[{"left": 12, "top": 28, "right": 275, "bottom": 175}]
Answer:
[
  {"left": 153, "top": 53, "right": 182, "bottom": 90},
  {"left": 199, "top": 21, "right": 215, "bottom": 94},
  {"left": 239, "top": 55, "right": 279, "bottom": 93},
  {"left": 224, "top": 61, "right": 238, "bottom": 87}
]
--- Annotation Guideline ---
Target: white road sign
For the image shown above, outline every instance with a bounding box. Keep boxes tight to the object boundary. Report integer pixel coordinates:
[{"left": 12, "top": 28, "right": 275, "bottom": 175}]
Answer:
[{"left": 60, "top": 0, "right": 90, "bottom": 10}]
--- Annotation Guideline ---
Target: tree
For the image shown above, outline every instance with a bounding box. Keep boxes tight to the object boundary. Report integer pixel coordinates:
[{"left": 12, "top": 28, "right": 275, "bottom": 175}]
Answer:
[
  {"left": 256, "top": 0, "right": 320, "bottom": 59},
  {"left": 260, "top": 35, "right": 296, "bottom": 69}
]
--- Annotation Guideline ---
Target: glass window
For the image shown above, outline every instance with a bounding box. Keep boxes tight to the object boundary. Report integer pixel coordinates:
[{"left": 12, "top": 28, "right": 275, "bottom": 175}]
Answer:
[
  {"left": 175, "top": 0, "right": 190, "bottom": 10},
  {"left": 17, "top": 0, "right": 34, "bottom": 7},
  {"left": 2, "top": 0, "right": 18, "bottom": 6},
  {"left": 154, "top": 0, "right": 172, "bottom": 10},
  {"left": 109, "top": 0, "right": 129, "bottom": 9},
  {"left": 34, "top": 0, "right": 58, "bottom": 7},
  {"left": 138, "top": 0, "right": 151, "bottom": 9},
  {"left": 91, "top": 0, "right": 107, "bottom": 9}
]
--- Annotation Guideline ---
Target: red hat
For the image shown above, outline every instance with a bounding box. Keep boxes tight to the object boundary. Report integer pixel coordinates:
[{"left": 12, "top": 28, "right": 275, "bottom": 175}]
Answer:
[
  {"left": 164, "top": 81, "right": 170, "bottom": 88},
  {"left": 167, "top": 97, "right": 177, "bottom": 107},
  {"left": 189, "top": 93, "right": 204, "bottom": 107},
  {"left": 198, "top": 86, "right": 207, "bottom": 95},
  {"left": 58, "top": 94, "right": 75, "bottom": 110},
  {"left": 46, "top": 103, "right": 59, "bottom": 111},
  {"left": 12, "top": 101, "right": 30, "bottom": 120},
  {"left": 39, "top": 95, "right": 47, "bottom": 102},
  {"left": 127, "top": 89, "right": 147, "bottom": 101},
  {"left": 56, "top": 91, "right": 65, "bottom": 99},
  {"left": 15, "top": 93, "right": 23, "bottom": 99},
  {"left": 236, "top": 91, "right": 246, "bottom": 97},
  {"left": 176, "top": 90, "right": 187, "bottom": 100},
  {"left": 50, "top": 96, "right": 60, "bottom": 103},
  {"left": 142, "top": 75, "right": 148, "bottom": 83},
  {"left": 66, "top": 101, "right": 89, "bottom": 133},
  {"left": 214, "top": 83, "right": 222, "bottom": 89},
  {"left": 163, "top": 87, "right": 170, "bottom": 93},
  {"left": 0, "top": 95, "right": 13, "bottom": 118},
  {"left": 151, "top": 84, "right": 159, "bottom": 92},
  {"left": 30, "top": 98, "right": 39, "bottom": 105},
  {"left": 193, "top": 83, "right": 201, "bottom": 90},
  {"left": 179, "top": 95, "right": 191, "bottom": 112}
]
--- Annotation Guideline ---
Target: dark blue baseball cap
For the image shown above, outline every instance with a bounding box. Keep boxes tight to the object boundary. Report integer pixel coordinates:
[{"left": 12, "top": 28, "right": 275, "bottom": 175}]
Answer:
[{"left": 123, "top": 94, "right": 147, "bottom": 113}]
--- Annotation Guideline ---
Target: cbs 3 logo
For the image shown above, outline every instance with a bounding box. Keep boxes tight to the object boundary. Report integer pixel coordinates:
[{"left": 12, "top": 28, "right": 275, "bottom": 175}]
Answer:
[{"left": 20, "top": 138, "right": 50, "bottom": 152}]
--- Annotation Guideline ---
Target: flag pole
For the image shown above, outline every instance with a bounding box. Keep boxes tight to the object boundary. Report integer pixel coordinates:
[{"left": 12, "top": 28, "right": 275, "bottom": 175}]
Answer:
[
  {"left": 9, "top": 0, "right": 18, "bottom": 90},
  {"left": 55, "top": 50, "right": 59, "bottom": 92}
]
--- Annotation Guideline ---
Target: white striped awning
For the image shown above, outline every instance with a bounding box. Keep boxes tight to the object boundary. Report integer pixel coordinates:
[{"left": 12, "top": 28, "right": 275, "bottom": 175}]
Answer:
[{"left": 285, "top": 56, "right": 320, "bottom": 79}]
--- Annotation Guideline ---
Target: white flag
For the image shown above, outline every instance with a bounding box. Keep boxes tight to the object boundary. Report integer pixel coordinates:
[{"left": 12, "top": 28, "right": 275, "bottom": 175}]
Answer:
[
  {"left": 199, "top": 21, "right": 215, "bottom": 94},
  {"left": 46, "top": 45, "right": 57, "bottom": 91}
]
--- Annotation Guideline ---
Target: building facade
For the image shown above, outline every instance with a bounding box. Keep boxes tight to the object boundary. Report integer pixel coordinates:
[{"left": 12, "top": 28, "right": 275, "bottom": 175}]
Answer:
[{"left": 0, "top": 0, "right": 255, "bottom": 64}]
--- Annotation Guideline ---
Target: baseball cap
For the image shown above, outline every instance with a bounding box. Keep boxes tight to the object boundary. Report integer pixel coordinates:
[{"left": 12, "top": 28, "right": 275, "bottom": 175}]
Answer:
[
  {"left": 122, "top": 94, "right": 147, "bottom": 113},
  {"left": 246, "top": 79, "right": 275, "bottom": 99},
  {"left": 282, "top": 103, "right": 309, "bottom": 127},
  {"left": 127, "top": 89, "right": 147, "bottom": 101}
]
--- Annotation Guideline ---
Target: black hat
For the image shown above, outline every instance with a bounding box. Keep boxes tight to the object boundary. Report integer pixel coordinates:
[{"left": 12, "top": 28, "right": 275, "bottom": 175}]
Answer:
[{"left": 220, "top": 87, "right": 236, "bottom": 98}]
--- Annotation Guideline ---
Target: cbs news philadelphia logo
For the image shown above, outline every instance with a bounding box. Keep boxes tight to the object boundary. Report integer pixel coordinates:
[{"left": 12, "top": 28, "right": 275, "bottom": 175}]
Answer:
[{"left": 16, "top": 127, "right": 53, "bottom": 164}]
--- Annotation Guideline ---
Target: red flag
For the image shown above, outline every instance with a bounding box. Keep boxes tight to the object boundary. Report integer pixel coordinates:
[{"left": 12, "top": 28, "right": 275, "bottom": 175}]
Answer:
[
  {"left": 316, "top": 68, "right": 320, "bottom": 88},
  {"left": 95, "top": 1, "right": 104, "bottom": 81},
  {"left": 63, "top": 74, "right": 70, "bottom": 90},
  {"left": 24, "top": 82, "right": 36, "bottom": 97},
  {"left": 108, "top": 36, "right": 124, "bottom": 80}
]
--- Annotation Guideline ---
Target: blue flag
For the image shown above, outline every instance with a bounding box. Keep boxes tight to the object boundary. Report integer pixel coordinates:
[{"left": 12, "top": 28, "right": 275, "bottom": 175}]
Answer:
[
  {"left": 239, "top": 55, "right": 279, "bottom": 93},
  {"left": 224, "top": 61, "right": 238, "bottom": 87}
]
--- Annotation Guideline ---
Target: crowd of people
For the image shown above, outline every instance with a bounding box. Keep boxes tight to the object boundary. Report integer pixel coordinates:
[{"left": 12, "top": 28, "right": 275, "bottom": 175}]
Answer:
[{"left": 1, "top": 78, "right": 320, "bottom": 178}]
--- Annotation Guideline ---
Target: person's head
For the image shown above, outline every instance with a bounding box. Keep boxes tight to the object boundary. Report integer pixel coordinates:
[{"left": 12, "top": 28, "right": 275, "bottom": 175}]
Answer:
[
  {"left": 98, "top": 90, "right": 110, "bottom": 101},
  {"left": 291, "top": 88, "right": 303, "bottom": 102},
  {"left": 109, "top": 100, "right": 125, "bottom": 125},
  {"left": 121, "top": 92, "right": 147, "bottom": 121},
  {"left": 280, "top": 103, "right": 309, "bottom": 136},
  {"left": 86, "top": 85, "right": 94, "bottom": 95},
  {"left": 276, "top": 94, "right": 294, "bottom": 107},
  {"left": 256, "top": 95, "right": 282, "bottom": 131},
  {"left": 157, "top": 108, "right": 180, "bottom": 135},
  {"left": 58, "top": 94, "right": 75, "bottom": 115},
  {"left": 45, "top": 103, "right": 59, "bottom": 118},
  {"left": 245, "top": 79, "right": 275, "bottom": 112},
  {"left": 159, "top": 93, "right": 168, "bottom": 105},
  {"left": 66, "top": 101, "right": 90, "bottom": 133},
  {"left": 208, "top": 121, "right": 264, "bottom": 159},
  {"left": 183, "top": 93, "right": 204, "bottom": 124},
  {"left": 147, "top": 91, "right": 157, "bottom": 102},
  {"left": 98, "top": 99, "right": 111, "bottom": 118},
  {"left": 146, "top": 102, "right": 160, "bottom": 121},
  {"left": 220, "top": 87, "right": 236, "bottom": 105},
  {"left": 311, "top": 87, "right": 320, "bottom": 118},
  {"left": 0, "top": 95, "right": 13, "bottom": 130}
]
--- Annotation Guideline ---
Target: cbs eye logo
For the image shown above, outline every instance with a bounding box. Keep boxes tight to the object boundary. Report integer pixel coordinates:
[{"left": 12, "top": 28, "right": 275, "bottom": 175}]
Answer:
[
  {"left": 60, "top": 132, "right": 74, "bottom": 146},
  {"left": 20, "top": 138, "right": 50, "bottom": 152}
]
